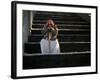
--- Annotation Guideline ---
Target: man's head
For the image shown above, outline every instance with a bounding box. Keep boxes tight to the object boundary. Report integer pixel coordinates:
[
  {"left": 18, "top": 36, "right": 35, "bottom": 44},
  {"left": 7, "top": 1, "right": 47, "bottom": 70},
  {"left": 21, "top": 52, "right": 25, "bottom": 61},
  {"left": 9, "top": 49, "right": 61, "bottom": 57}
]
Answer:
[{"left": 46, "top": 19, "right": 55, "bottom": 28}]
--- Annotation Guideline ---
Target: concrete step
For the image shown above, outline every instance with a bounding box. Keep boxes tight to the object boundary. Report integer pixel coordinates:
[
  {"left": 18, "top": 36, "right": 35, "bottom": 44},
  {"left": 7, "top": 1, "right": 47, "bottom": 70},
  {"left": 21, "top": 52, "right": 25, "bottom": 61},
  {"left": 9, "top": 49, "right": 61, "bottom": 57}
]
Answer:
[
  {"left": 33, "top": 16, "right": 85, "bottom": 21},
  {"left": 31, "top": 29, "right": 90, "bottom": 35},
  {"left": 32, "top": 24, "right": 90, "bottom": 29},
  {"left": 28, "top": 35, "right": 90, "bottom": 42},
  {"left": 35, "top": 12, "right": 78, "bottom": 16},
  {"left": 24, "top": 42, "right": 90, "bottom": 53},
  {"left": 33, "top": 20, "right": 90, "bottom": 25},
  {"left": 23, "top": 53, "right": 90, "bottom": 69}
]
